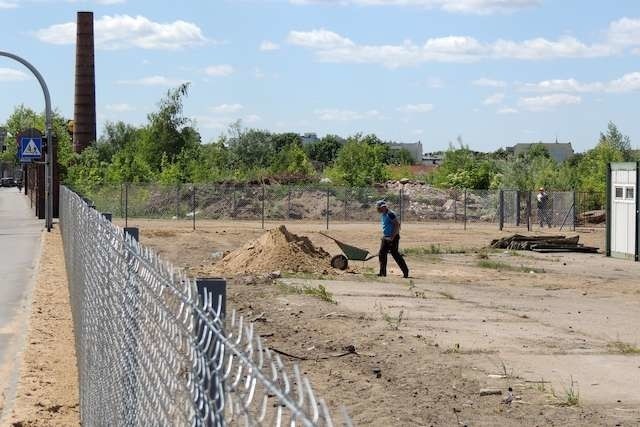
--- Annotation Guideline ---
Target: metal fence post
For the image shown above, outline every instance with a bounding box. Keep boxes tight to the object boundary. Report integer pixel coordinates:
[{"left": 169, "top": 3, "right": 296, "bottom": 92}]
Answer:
[
  {"left": 326, "top": 187, "right": 330, "bottom": 230},
  {"left": 526, "top": 191, "right": 532, "bottom": 231},
  {"left": 463, "top": 189, "right": 467, "bottom": 231},
  {"left": 192, "top": 185, "right": 196, "bottom": 231},
  {"left": 453, "top": 194, "right": 457, "bottom": 223},
  {"left": 176, "top": 184, "right": 180, "bottom": 220},
  {"left": 344, "top": 188, "right": 348, "bottom": 222},
  {"left": 399, "top": 187, "right": 404, "bottom": 223},
  {"left": 125, "top": 182, "right": 129, "bottom": 228},
  {"left": 287, "top": 186, "right": 291, "bottom": 221},
  {"left": 572, "top": 189, "right": 577, "bottom": 231},
  {"left": 498, "top": 189, "right": 504, "bottom": 231},
  {"left": 515, "top": 190, "right": 521, "bottom": 226},
  {"left": 195, "top": 278, "right": 226, "bottom": 426},
  {"left": 261, "top": 183, "right": 265, "bottom": 230},
  {"left": 120, "top": 182, "right": 123, "bottom": 219}
]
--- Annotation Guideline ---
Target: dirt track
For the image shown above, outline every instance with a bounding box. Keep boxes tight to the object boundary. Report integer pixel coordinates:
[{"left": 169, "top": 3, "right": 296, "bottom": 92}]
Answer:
[
  {"left": 5, "top": 227, "right": 79, "bottom": 426},
  {"left": 132, "top": 219, "right": 639, "bottom": 426}
]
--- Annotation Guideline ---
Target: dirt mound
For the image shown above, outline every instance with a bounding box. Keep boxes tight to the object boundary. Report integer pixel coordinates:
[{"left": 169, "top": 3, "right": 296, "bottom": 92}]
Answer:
[{"left": 216, "top": 225, "right": 331, "bottom": 275}]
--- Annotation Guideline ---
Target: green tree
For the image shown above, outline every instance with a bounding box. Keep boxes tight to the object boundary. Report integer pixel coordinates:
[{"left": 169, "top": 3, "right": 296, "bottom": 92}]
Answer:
[
  {"left": 270, "top": 143, "right": 315, "bottom": 178},
  {"left": 65, "top": 146, "right": 105, "bottom": 193},
  {"left": 326, "top": 140, "right": 389, "bottom": 186},
  {"left": 138, "top": 83, "right": 201, "bottom": 170},
  {"left": 430, "top": 140, "right": 497, "bottom": 189},
  {"left": 96, "top": 121, "right": 141, "bottom": 163},
  {"left": 305, "top": 134, "right": 343, "bottom": 165}
]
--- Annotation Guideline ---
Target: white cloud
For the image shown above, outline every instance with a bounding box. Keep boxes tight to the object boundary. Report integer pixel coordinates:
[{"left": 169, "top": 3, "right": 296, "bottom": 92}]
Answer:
[
  {"left": 473, "top": 77, "right": 507, "bottom": 87},
  {"left": 288, "top": 29, "right": 614, "bottom": 68},
  {"left": 518, "top": 93, "right": 581, "bottom": 112},
  {"left": 96, "top": 0, "right": 126, "bottom": 4},
  {"left": 483, "top": 92, "right": 504, "bottom": 105},
  {"left": 497, "top": 106, "right": 518, "bottom": 114},
  {"left": 412, "top": 129, "right": 424, "bottom": 135},
  {"left": 0, "top": 1, "right": 17, "bottom": 8},
  {"left": 105, "top": 103, "right": 135, "bottom": 112},
  {"left": 205, "top": 65, "right": 234, "bottom": 77},
  {"left": 0, "top": 68, "right": 29, "bottom": 81},
  {"left": 116, "top": 75, "right": 189, "bottom": 86},
  {"left": 521, "top": 72, "right": 640, "bottom": 93},
  {"left": 288, "top": 29, "right": 354, "bottom": 49},
  {"left": 210, "top": 103, "right": 243, "bottom": 114},
  {"left": 289, "top": 0, "right": 541, "bottom": 15},
  {"left": 608, "top": 17, "right": 640, "bottom": 47},
  {"left": 35, "top": 15, "right": 207, "bottom": 50},
  {"left": 315, "top": 108, "right": 382, "bottom": 121},
  {"left": 254, "top": 68, "right": 265, "bottom": 79},
  {"left": 260, "top": 40, "right": 280, "bottom": 51},
  {"left": 397, "top": 103, "right": 434, "bottom": 113}
]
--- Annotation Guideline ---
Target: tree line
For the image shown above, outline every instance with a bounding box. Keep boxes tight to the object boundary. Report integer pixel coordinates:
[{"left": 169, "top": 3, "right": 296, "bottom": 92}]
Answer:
[{"left": 1, "top": 83, "right": 634, "bottom": 196}]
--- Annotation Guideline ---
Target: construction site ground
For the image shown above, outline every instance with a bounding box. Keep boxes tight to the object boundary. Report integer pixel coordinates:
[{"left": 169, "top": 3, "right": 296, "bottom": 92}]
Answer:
[{"left": 125, "top": 219, "right": 640, "bottom": 426}]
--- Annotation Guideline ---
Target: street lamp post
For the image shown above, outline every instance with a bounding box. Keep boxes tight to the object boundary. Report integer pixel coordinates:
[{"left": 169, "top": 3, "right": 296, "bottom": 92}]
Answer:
[{"left": 0, "top": 50, "right": 53, "bottom": 231}]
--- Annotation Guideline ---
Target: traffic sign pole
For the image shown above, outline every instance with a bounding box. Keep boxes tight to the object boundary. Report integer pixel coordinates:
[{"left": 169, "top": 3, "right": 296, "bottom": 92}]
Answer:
[{"left": 0, "top": 51, "right": 53, "bottom": 232}]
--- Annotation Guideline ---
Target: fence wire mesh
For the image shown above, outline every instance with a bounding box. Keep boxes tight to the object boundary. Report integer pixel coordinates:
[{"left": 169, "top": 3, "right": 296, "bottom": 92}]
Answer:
[
  {"left": 83, "top": 183, "right": 604, "bottom": 230},
  {"left": 60, "top": 186, "right": 350, "bottom": 426}
]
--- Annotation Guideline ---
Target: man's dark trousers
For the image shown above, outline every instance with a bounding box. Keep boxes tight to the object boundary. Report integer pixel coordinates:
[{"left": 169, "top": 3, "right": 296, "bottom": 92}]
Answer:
[{"left": 379, "top": 235, "right": 409, "bottom": 277}]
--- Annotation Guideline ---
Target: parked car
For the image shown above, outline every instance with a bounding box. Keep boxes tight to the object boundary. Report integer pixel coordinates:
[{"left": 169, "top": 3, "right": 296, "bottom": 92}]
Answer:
[{"left": 1, "top": 177, "right": 16, "bottom": 187}]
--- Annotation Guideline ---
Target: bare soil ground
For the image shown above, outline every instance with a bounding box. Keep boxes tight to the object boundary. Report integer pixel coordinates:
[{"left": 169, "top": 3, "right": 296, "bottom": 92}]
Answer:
[
  {"left": 125, "top": 219, "right": 640, "bottom": 426},
  {"left": 5, "top": 228, "right": 80, "bottom": 427}
]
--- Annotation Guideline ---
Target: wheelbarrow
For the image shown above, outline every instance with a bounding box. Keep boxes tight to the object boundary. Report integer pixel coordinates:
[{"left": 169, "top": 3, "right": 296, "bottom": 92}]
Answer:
[{"left": 320, "top": 232, "right": 377, "bottom": 270}]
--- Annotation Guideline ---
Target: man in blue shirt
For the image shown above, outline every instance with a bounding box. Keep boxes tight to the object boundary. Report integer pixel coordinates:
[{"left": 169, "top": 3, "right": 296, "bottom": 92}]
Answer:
[{"left": 376, "top": 200, "right": 409, "bottom": 278}]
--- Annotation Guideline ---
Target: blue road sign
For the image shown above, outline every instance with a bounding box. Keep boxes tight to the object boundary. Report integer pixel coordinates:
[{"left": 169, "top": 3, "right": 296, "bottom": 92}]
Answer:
[{"left": 19, "top": 136, "right": 42, "bottom": 162}]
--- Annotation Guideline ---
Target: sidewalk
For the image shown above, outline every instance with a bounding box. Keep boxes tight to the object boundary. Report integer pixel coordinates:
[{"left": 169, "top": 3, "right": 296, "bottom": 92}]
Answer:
[{"left": 0, "top": 187, "right": 42, "bottom": 418}]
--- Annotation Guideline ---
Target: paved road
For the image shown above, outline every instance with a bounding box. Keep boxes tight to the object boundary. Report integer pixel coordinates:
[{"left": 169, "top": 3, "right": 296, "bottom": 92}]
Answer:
[{"left": 0, "top": 187, "right": 42, "bottom": 410}]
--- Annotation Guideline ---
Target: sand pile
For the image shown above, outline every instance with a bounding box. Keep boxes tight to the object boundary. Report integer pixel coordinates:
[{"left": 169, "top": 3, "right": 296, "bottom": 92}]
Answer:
[{"left": 216, "top": 225, "right": 331, "bottom": 275}]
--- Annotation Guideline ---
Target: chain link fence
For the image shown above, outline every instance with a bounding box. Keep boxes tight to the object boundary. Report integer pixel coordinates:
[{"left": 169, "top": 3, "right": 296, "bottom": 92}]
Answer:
[
  {"left": 83, "top": 183, "right": 605, "bottom": 230},
  {"left": 60, "top": 186, "right": 350, "bottom": 426}
]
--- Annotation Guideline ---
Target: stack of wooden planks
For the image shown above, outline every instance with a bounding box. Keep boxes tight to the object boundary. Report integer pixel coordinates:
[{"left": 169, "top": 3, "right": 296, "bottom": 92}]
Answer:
[{"left": 490, "top": 234, "right": 599, "bottom": 253}]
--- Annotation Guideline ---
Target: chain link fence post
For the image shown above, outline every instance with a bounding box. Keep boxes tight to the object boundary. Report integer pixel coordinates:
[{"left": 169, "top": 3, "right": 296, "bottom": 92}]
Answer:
[
  {"left": 192, "top": 184, "right": 196, "bottom": 231},
  {"left": 498, "top": 189, "right": 504, "bottom": 231},
  {"left": 326, "top": 186, "right": 330, "bottom": 230},
  {"left": 515, "top": 190, "right": 521, "bottom": 226},
  {"left": 526, "top": 191, "right": 532, "bottom": 231},
  {"left": 120, "top": 182, "right": 123, "bottom": 219},
  {"left": 287, "top": 185, "right": 291, "bottom": 221},
  {"left": 261, "top": 182, "right": 265, "bottom": 230},
  {"left": 463, "top": 188, "right": 467, "bottom": 231},
  {"left": 125, "top": 182, "right": 129, "bottom": 228},
  {"left": 344, "top": 187, "right": 349, "bottom": 222},
  {"left": 176, "top": 184, "right": 180, "bottom": 220},
  {"left": 195, "top": 278, "right": 226, "bottom": 426},
  {"left": 573, "top": 188, "right": 578, "bottom": 231}
]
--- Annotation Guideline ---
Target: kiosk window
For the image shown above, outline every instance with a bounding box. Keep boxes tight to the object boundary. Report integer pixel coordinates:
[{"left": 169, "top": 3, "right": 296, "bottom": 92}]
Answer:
[{"left": 626, "top": 187, "right": 635, "bottom": 200}]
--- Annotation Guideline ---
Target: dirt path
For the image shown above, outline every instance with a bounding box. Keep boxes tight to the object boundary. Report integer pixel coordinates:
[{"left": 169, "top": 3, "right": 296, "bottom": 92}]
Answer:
[
  {"left": 3, "top": 227, "right": 80, "bottom": 427},
  {"left": 136, "top": 219, "right": 639, "bottom": 425}
]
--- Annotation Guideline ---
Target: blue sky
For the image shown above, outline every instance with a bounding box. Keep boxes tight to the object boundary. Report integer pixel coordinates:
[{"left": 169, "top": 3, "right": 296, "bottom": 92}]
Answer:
[{"left": 1, "top": 0, "right": 640, "bottom": 153}]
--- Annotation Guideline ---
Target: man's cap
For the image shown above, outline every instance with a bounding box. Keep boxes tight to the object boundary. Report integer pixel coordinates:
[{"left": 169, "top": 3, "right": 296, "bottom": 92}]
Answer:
[
  {"left": 539, "top": 187, "right": 545, "bottom": 191},
  {"left": 376, "top": 200, "right": 387, "bottom": 208}
]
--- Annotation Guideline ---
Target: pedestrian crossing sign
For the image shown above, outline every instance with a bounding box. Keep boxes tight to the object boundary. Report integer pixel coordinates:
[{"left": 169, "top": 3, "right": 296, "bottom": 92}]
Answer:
[{"left": 19, "top": 137, "right": 42, "bottom": 162}]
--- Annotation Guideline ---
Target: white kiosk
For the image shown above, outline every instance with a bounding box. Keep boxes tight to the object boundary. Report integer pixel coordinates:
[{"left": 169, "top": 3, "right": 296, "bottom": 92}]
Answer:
[{"left": 607, "top": 162, "right": 639, "bottom": 260}]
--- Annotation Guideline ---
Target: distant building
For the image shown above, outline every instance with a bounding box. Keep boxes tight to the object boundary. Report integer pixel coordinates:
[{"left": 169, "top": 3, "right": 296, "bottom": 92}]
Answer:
[
  {"left": 507, "top": 141, "right": 574, "bottom": 163},
  {"left": 301, "top": 133, "right": 320, "bottom": 145},
  {"left": 388, "top": 141, "right": 423, "bottom": 163},
  {"left": 422, "top": 152, "right": 444, "bottom": 166}
]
